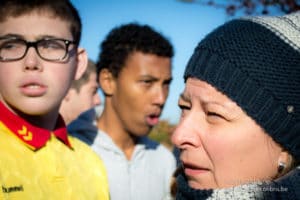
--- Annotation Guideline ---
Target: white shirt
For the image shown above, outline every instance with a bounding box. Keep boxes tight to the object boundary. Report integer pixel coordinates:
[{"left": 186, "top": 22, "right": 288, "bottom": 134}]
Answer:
[
  {"left": 92, "top": 130, "right": 176, "bottom": 200},
  {"left": 68, "top": 107, "right": 176, "bottom": 200}
]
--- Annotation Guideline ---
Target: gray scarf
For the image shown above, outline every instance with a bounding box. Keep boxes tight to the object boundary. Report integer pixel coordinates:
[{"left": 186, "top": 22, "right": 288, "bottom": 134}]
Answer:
[{"left": 175, "top": 166, "right": 300, "bottom": 200}]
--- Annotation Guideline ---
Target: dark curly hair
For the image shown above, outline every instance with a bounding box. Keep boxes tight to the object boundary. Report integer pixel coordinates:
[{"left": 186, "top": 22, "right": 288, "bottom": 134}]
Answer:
[{"left": 96, "top": 23, "right": 174, "bottom": 77}]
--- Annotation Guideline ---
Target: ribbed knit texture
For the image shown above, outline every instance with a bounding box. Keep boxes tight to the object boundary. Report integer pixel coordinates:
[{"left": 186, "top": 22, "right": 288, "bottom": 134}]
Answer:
[
  {"left": 184, "top": 12, "right": 300, "bottom": 160},
  {"left": 175, "top": 167, "right": 300, "bottom": 200}
]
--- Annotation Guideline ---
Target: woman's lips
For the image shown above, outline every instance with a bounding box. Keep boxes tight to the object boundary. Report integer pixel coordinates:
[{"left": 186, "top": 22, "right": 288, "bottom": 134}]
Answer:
[{"left": 183, "top": 163, "right": 209, "bottom": 176}]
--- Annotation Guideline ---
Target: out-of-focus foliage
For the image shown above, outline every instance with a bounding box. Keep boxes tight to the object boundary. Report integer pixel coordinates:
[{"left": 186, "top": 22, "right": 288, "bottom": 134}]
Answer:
[
  {"left": 149, "top": 120, "right": 176, "bottom": 150},
  {"left": 178, "top": 0, "right": 300, "bottom": 16}
]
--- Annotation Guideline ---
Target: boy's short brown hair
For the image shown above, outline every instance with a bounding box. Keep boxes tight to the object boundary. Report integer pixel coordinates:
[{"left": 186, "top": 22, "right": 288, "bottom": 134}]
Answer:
[
  {"left": 0, "top": 0, "right": 82, "bottom": 44},
  {"left": 71, "top": 59, "right": 97, "bottom": 92}
]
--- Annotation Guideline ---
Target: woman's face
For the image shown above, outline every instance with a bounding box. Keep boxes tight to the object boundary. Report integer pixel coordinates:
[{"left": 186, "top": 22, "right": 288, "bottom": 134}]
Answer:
[{"left": 172, "top": 78, "right": 283, "bottom": 189}]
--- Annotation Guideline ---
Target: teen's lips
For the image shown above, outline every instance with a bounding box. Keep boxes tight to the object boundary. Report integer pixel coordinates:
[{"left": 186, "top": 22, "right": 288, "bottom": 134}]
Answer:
[
  {"left": 20, "top": 80, "right": 47, "bottom": 97},
  {"left": 146, "top": 112, "right": 161, "bottom": 126},
  {"left": 182, "top": 161, "right": 210, "bottom": 176}
]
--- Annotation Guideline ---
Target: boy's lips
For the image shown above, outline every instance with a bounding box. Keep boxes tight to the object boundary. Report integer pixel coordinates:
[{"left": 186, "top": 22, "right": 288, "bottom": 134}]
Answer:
[
  {"left": 20, "top": 82, "right": 47, "bottom": 97},
  {"left": 146, "top": 112, "right": 161, "bottom": 126}
]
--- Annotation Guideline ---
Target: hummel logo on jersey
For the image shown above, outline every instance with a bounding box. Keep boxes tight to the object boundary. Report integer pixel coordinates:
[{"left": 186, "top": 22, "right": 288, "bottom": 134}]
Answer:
[{"left": 2, "top": 185, "right": 24, "bottom": 193}]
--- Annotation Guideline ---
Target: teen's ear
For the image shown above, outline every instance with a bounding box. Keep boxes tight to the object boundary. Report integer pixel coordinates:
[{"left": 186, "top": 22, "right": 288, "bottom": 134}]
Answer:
[
  {"left": 74, "top": 47, "right": 88, "bottom": 80},
  {"left": 99, "top": 69, "right": 115, "bottom": 96}
]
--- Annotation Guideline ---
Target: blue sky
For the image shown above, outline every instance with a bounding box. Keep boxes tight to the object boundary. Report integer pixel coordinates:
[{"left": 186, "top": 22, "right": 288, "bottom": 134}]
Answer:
[{"left": 71, "top": 0, "right": 226, "bottom": 124}]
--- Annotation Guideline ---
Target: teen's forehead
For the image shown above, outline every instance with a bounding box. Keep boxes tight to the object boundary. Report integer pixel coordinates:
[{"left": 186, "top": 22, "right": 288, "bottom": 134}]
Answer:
[
  {"left": 123, "top": 52, "right": 172, "bottom": 79},
  {"left": 0, "top": 12, "right": 72, "bottom": 40}
]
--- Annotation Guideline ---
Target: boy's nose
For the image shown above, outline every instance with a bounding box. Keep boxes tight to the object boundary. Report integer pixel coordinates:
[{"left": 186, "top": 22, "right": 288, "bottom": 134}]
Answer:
[{"left": 23, "top": 47, "right": 42, "bottom": 71}]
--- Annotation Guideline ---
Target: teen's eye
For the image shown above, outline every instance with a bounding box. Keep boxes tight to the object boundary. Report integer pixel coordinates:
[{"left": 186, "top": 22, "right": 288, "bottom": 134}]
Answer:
[
  {"left": 143, "top": 80, "right": 153, "bottom": 83},
  {"left": 39, "top": 40, "right": 65, "bottom": 50},
  {"left": 140, "top": 79, "right": 154, "bottom": 87},
  {"left": 163, "top": 79, "right": 172, "bottom": 86},
  {"left": 0, "top": 40, "right": 23, "bottom": 50},
  {"left": 1, "top": 42, "right": 14, "bottom": 50}
]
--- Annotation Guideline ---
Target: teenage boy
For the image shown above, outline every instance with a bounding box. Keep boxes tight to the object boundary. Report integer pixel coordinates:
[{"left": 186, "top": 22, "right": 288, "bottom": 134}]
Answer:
[
  {"left": 70, "top": 23, "right": 176, "bottom": 200},
  {"left": 0, "top": 1, "right": 109, "bottom": 199},
  {"left": 60, "top": 59, "right": 101, "bottom": 125}
]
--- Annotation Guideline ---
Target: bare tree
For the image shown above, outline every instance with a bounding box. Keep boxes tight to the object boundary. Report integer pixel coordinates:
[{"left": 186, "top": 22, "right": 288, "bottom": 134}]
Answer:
[{"left": 178, "top": 0, "right": 300, "bottom": 16}]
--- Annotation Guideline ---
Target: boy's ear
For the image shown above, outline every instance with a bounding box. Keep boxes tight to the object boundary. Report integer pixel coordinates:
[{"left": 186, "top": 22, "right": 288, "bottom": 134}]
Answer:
[
  {"left": 74, "top": 47, "right": 88, "bottom": 80},
  {"left": 99, "top": 69, "right": 115, "bottom": 96}
]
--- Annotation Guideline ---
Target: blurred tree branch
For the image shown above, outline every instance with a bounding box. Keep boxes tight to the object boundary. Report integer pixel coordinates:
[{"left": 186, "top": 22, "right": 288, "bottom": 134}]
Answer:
[{"left": 178, "top": 0, "right": 300, "bottom": 16}]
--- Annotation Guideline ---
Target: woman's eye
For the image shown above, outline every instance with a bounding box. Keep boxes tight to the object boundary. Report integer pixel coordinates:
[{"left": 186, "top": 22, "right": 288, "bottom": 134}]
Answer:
[
  {"left": 178, "top": 105, "right": 190, "bottom": 118},
  {"left": 207, "top": 111, "right": 227, "bottom": 123},
  {"left": 207, "top": 112, "right": 221, "bottom": 117},
  {"left": 179, "top": 105, "right": 189, "bottom": 111}
]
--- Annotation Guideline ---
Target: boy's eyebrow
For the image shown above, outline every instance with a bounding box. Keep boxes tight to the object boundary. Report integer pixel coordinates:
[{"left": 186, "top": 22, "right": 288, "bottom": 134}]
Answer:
[
  {"left": 140, "top": 75, "right": 157, "bottom": 79},
  {"left": 0, "top": 34, "right": 69, "bottom": 40},
  {"left": 39, "top": 35, "right": 66, "bottom": 39},
  {"left": 0, "top": 33, "right": 24, "bottom": 39},
  {"left": 140, "top": 75, "right": 172, "bottom": 81}
]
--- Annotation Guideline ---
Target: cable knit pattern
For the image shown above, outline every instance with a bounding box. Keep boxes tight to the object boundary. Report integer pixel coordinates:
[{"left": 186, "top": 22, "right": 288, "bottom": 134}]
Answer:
[{"left": 176, "top": 167, "right": 300, "bottom": 200}]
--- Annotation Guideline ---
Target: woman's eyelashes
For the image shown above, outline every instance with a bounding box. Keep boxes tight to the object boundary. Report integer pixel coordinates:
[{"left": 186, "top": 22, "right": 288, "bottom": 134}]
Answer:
[{"left": 178, "top": 104, "right": 190, "bottom": 118}]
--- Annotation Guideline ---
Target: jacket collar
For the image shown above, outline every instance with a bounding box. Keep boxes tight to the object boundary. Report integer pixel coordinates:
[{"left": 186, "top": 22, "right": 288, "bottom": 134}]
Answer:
[{"left": 0, "top": 101, "right": 72, "bottom": 150}]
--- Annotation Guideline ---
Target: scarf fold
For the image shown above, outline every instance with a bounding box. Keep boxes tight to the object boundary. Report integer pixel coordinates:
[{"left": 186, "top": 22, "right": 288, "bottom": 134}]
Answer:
[{"left": 176, "top": 166, "right": 300, "bottom": 200}]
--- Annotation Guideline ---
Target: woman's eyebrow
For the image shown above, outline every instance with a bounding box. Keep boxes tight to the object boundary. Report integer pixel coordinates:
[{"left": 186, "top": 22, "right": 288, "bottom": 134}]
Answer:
[{"left": 179, "top": 93, "right": 190, "bottom": 102}]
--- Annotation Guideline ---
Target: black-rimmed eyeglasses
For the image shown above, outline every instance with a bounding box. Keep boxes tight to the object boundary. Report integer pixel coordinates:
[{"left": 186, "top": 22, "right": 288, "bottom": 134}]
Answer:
[{"left": 0, "top": 37, "right": 76, "bottom": 62}]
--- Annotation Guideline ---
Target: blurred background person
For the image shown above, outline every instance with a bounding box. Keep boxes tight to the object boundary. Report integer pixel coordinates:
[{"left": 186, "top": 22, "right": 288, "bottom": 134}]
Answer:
[{"left": 60, "top": 59, "right": 101, "bottom": 125}]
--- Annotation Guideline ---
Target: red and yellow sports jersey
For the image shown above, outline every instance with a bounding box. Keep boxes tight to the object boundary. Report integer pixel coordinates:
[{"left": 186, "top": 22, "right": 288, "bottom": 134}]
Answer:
[{"left": 0, "top": 102, "right": 109, "bottom": 200}]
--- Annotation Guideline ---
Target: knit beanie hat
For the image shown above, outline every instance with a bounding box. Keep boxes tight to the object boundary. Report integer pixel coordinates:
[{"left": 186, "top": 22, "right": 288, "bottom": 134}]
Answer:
[{"left": 184, "top": 12, "right": 300, "bottom": 160}]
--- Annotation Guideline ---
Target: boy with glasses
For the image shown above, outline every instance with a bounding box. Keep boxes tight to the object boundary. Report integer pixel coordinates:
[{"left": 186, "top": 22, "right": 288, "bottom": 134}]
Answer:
[{"left": 0, "top": 0, "right": 109, "bottom": 199}]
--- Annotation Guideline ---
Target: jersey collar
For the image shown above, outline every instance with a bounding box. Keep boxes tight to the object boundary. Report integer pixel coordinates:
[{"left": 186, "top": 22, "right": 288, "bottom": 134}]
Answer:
[{"left": 0, "top": 101, "right": 72, "bottom": 150}]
